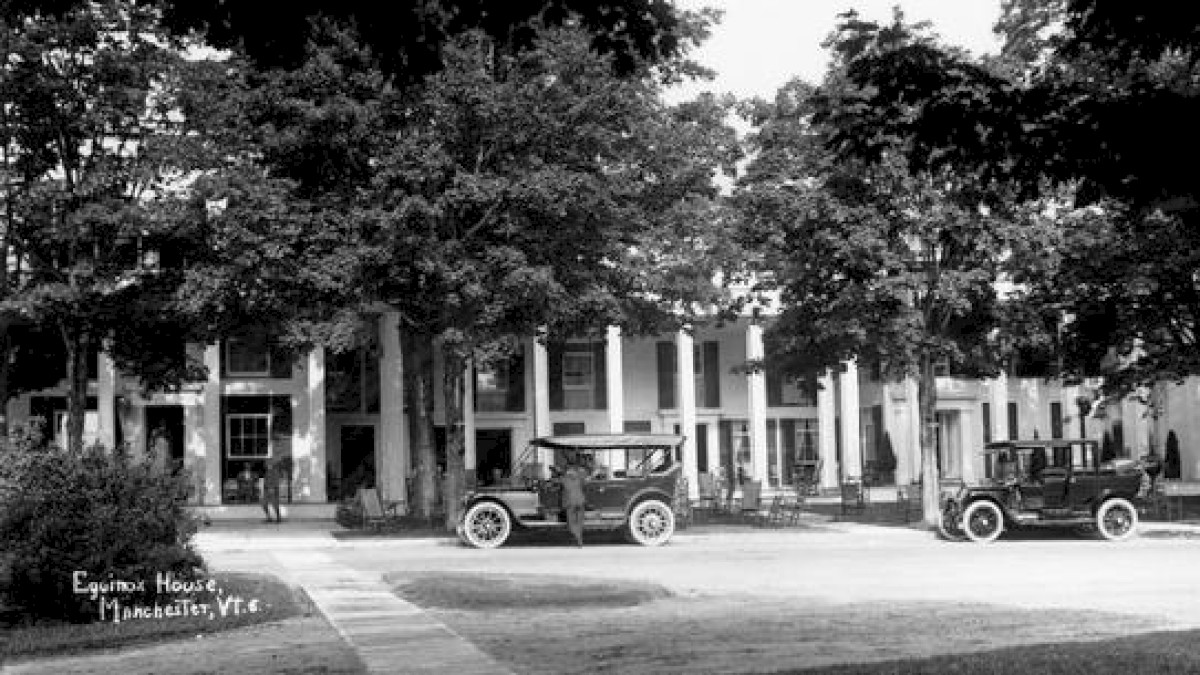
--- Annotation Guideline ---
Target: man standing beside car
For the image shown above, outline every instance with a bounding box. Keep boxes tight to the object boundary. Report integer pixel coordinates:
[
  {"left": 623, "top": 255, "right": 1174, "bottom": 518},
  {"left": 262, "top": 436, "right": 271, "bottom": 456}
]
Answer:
[{"left": 560, "top": 453, "right": 587, "bottom": 547}]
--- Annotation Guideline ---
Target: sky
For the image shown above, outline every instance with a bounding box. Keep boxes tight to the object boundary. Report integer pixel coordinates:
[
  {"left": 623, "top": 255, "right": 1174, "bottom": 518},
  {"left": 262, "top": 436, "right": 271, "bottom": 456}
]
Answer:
[{"left": 665, "top": 0, "right": 1004, "bottom": 103}]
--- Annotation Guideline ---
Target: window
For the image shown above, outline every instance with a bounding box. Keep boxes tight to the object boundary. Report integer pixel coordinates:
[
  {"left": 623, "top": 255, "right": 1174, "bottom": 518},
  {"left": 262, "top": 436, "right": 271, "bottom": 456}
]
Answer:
[
  {"left": 932, "top": 358, "right": 952, "bottom": 377},
  {"left": 328, "top": 347, "right": 381, "bottom": 414},
  {"left": 552, "top": 422, "right": 585, "bottom": 436},
  {"left": 562, "top": 352, "right": 594, "bottom": 409},
  {"left": 982, "top": 402, "right": 991, "bottom": 444},
  {"left": 475, "top": 352, "right": 526, "bottom": 413},
  {"left": 226, "top": 335, "right": 270, "bottom": 376},
  {"left": 656, "top": 340, "right": 720, "bottom": 409},
  {"left": 767, "top": 371, "right": 816, "bottom": 407},
  {"left": 227, "top": 414, "right": 272, "bottom": 459},
  {"left": 1050, "top": 402, "right": 1063, "bottom": 439},
  {"left": 550, "top": 341, "right": 605, "bottom": 411}
]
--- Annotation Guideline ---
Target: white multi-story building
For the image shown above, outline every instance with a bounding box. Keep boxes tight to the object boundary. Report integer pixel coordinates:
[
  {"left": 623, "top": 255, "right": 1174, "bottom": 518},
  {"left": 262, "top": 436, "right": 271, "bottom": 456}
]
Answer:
[{"left": 8, "top": 309, "right": 1194, "bottom": 516}]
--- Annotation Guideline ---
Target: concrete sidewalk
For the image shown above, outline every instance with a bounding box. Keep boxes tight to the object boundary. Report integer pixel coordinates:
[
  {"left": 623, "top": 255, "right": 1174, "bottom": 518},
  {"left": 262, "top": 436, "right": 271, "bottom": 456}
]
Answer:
[{"left": 197, "top": 521, "right": 512, "bottom": 675}]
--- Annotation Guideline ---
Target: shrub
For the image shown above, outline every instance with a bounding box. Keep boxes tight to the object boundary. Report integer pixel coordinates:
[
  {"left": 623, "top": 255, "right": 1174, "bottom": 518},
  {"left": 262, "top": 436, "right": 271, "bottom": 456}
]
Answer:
[{"left": 0, "top": 432, "right": 204, "bottom": 623}]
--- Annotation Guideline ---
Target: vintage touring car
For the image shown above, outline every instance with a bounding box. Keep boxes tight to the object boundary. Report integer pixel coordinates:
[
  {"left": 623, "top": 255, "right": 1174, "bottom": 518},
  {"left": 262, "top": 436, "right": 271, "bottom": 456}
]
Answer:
[
  {"left": 456, "top": 433, "right": 683, "bottom": 549},
  {"left": 938, "top": 439, "right": 1149, "bottom": 543}
]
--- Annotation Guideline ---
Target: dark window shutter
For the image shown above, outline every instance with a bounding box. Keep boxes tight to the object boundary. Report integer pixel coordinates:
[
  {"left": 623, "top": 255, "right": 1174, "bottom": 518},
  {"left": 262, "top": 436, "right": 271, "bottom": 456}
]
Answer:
[
  {"left": 696, "top": 424, "right": 709, "bottom": 473},
  {"left": 1050, "top": 402, "right": 1063, "bottom": 439},
  {"left": 703, "top": 341, "right": 720, "bottom": 408},
  {"left": 656, "top": 341, "right": 675, "bottom": 409},
  {"left": 872, "top": 405, "right": 884, "bottom": 452},
  {"left": 269, "top": 342, "right": 293, "bottom": 378},
  {"left": 782, "top": 419, "right": 797, "bottom": 479},
  {"left": 767, "top": 372, "right": 783, "bottom": 407},
  {"left": 505, "top": 351, "right": 526, "bottom": 412},
  {"left": 982, "top": 402, "right": 991, "bottom": 443},
  {"left": 592, "top": 340, "right": 607, "bottom": 410},
  {"left": 719, "top": 420, "right": 733, "bottom": 468},
  {"left": 548, "top": 343, "right": 564, "bottom": 411},
  {"left": 1007, "top": 402, "right": 1018, "bottom": 440}
]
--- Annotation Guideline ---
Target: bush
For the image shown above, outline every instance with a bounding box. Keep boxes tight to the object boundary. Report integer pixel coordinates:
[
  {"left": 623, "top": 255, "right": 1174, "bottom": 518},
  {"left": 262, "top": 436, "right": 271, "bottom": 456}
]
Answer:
[{"left": 0, "top": 433, "right": 204, "bottom": 623}]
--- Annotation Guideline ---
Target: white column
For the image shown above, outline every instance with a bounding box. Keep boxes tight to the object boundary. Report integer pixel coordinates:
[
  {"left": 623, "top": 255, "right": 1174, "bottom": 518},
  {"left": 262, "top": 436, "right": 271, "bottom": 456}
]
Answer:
[
  {"left": 532, "top": 335, "right": 551, "bottom": 437},
  {"left": 818, "top": 371, "right": 838, "bottom": 490},
  {"left": 378, "top": 312, "right": 408, "bottom": 509},
  {"left": 839, "top": 360, "right": 862, "bottom": 481},
  {"left": 183, "top": 404, "right": 204, "bottom": 505},
  {"left": 1126, "top": 392, "right": 1150, "bottom": 457},
  {"left": 532, "top": 333, "right": 552, "bottom": 470},
  {"left": 200, "top": 344, "right": 223, "bottom": 505},
  {"left": 990, "top": 374, "right": 1008, "bottom": 442},
  {"left": 904, "top": 376, "right": 921, "bottom": 484},
  {"left": 97, "top": 353, "right": 117, "bottom": 450},
  {"left": 463, "top": 360, "right": 477, "bottom": 474},
  {"left": 746, "top": 322, "right": 768, "bottom": 484},
  {"left": 677, "top": 328, "right": 699, "bottom": 499},
  {"left": 300, "top": 347, "right": 327, "bottom": 502},
  {"left": 605, "top": 325, "right": 624, "bottom": 433}
]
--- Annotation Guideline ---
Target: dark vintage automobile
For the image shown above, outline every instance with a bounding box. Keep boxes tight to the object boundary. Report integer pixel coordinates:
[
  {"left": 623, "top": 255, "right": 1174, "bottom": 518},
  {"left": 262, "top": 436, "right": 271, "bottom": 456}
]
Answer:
[
  {"left": 456, "top": 433, "right": 683, "bottom": 549},
  {"left": 938, "top": 439, "right": 1149, "bottom": 543}
]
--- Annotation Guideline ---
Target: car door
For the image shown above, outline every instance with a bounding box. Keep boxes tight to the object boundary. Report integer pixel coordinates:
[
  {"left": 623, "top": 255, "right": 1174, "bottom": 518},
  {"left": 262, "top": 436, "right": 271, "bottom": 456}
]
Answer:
[
  {"left": 583, "top": 473, "right": 632, "bottom": 520},
  {"left": 1066, "top": 442, "right": 1101, "bottom": 510}
]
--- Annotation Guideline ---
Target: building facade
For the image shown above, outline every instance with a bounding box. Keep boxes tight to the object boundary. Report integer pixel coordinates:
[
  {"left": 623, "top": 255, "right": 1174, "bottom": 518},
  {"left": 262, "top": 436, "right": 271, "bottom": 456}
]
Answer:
[{"left": 9, "top": 310, "right": 1197, "bottom": 512}]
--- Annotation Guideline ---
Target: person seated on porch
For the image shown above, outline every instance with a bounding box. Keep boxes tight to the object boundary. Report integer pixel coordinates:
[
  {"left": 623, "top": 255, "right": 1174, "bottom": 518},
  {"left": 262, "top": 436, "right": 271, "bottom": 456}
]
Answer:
[{"left": 236, "top": 463, "right": 257, "bottom": 502}]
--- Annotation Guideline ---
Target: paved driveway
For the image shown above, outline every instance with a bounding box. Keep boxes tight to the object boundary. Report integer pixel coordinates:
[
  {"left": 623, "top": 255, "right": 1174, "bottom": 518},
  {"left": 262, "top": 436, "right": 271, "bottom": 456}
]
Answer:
[{"left": 216, "top": 523, "right": 1200, "bottom": 630}]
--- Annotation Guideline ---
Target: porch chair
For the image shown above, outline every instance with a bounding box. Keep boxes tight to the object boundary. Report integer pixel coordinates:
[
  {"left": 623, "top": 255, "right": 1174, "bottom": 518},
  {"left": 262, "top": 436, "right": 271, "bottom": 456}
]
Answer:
[
  {"left": 357, "top": 487, "right": 403, "bottom": 531},
  {"left": 696, "top": 472, "right": 721, "bottom": 519},
  {"left": 737, "top": 480, "right": 764, "bottom": 523},
  {"left": 896, "top": 482, "right": 921, "bottom": 522},
  {"left": 840, "top": 479, "right": 868, "bottom": 517},
  {"left": 758, "top": 494, "right": 789, "bottom": 527}
]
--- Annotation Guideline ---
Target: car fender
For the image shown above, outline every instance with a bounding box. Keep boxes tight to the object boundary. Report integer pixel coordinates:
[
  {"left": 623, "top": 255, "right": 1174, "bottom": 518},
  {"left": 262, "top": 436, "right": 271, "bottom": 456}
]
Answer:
[
  {"left": 625, "top": 488, "right": 674, "bottom": 516},
  {"left": 462, "top": 496, "right": 523, "bottom": 528},
  {"left": 962, "top": 494, "right": 1015, "bottom": 523}
]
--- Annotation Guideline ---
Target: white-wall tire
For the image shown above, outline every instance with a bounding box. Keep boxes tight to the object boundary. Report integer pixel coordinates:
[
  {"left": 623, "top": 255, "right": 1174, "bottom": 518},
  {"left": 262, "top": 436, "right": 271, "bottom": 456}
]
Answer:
[
  {"left": 627, "top": 499, "right": 675, "bottom": 546},
  {"left": 461, "top": 501, "right": 512, "bottom": 549},
  {"left": 963, "top": 500, "right": 1004, "bottom": 543},
  {"left": 1096, "top": 498, "right": 1138, "bottom": 541}
]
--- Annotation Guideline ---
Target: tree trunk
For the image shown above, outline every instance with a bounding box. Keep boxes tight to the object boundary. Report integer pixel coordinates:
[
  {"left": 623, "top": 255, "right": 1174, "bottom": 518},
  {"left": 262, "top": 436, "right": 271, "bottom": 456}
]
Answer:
[
  {"left": 402, "top": 328, "right": 438, "bottom": 520},
  {"left": 918, "top": 353, "right": 942, "bottom": 527},
  {"left": 442, "top": 348, "right": 467, "bottom": 532},
  {"left": 63, "top": 326, "right": 91, "bottom": 451},
  {"left": 0, "top": 328, "right": 11, "bottom": 438}
]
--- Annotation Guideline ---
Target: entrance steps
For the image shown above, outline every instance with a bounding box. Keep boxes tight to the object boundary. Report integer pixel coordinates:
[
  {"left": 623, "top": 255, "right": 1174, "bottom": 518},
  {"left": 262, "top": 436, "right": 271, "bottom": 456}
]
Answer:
[{"left": 192, "top": 503, "right": 339, "bottom": 521}]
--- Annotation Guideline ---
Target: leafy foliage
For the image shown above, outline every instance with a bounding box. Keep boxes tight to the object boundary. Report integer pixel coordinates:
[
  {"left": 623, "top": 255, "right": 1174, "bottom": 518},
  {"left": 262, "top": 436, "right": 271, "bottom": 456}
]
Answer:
[
  {"left": 0, "top": 433, "right": 202, "bottom": 623},
  {"left": 735, "top": 13, "right": 1050, "bottom": 524}
]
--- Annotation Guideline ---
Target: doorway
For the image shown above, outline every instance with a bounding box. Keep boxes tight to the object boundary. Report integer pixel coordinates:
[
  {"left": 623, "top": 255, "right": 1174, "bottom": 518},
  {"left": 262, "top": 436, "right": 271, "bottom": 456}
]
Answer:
[
  {"left": 144, "top": 406, "right": 185, "bottom": 469},
  {"left": 476, "top": 429, "right": 512, "bottom": 486},
  {"left": 339, "top": 425, "right": 376, "bottom": 500}
]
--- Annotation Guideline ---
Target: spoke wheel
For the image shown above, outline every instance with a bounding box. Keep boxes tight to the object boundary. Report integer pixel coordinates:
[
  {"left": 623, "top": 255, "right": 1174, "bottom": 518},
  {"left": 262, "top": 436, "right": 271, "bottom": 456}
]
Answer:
[
  {"left": 627, "top": 499, "right": 675, "bottom": 546},
  {"left": 963, "top": 500, "right": 1004, "bottom": 543},
  {"left": 461, "top": 502, "right": 512, "bottom": 549},
  {"left": 1096, "top": 498, "right": 1138, "bottom": 541},
  {"left": 937, "top": 502, "right": 966, "bottom": 541}
]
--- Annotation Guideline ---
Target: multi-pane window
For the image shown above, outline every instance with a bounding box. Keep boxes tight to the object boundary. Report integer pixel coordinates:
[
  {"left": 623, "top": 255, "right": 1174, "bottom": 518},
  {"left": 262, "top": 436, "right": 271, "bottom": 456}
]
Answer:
[
  {"left": 226, "top": 335, "right": 270, "bottom": 376},
  {"left": 227, "top": 414, "right": 272, "bottom": 458},
  {"left": 561, "top": 351, "right": 594, "bottom": 409}
]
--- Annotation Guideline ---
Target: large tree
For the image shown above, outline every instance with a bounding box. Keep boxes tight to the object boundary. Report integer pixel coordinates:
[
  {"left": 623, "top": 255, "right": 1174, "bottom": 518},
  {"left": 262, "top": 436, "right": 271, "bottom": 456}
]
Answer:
[
  {"left": 0, "top": 1, "right": 227, "bottom": 449},
  {"left": 735, "top": 13, "right": 1047, "bottom": 526},
  {"left": 808, "top": 1, "right": 1200, "bottom": 396},
  {"left": 355, "top": 25, "right": 739, "bottom": 527}
]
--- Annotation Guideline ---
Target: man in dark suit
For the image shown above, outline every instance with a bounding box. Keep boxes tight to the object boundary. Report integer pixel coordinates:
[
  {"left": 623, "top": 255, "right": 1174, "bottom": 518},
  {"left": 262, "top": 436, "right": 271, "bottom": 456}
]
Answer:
[
  {"left": 560, "top": 452, "right": 587, "bottom": 547},
  {"left": 262, "top": 458, "right": 285, "bottom": 523}
]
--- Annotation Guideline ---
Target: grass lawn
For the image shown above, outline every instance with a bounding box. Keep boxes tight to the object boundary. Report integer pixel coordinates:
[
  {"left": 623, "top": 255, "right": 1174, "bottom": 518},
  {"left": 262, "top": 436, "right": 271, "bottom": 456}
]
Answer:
[
  {"left": 784, "top": 630, "right": 1200, "bottom": 674},
  {"left": 2, "top": 571, "right": 306, "bottom": 660},
  {"left": 391, "top": 572, "right": 1194, "bottom": 675}
]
